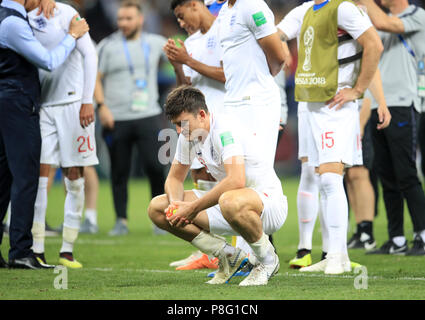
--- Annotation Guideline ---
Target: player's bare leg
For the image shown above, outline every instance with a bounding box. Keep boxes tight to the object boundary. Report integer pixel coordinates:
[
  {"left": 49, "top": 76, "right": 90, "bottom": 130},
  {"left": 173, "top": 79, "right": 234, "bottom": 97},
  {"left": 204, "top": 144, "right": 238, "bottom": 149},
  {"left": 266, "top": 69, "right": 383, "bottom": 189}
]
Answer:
[
  {"left": 58, "top": 166, "right": 85, "bottom": 268},
  {"left": 218, "top": 188, "right": 280, "bottom": 286},
  {"left": 149, "top": 191, "right": 251, "bottom": 285}
]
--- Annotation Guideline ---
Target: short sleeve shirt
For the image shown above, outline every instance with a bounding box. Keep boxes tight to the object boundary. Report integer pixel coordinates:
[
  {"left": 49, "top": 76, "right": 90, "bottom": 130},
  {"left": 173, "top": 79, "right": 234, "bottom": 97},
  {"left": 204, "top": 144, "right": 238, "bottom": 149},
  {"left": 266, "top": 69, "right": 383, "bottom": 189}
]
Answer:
[
  {"left": 174, "top": 113, "right": 282, "bottom": 191},
  {"left": 217, "top": 0, "right": 280, "bottom": 102},
  {"left": 97, "top": 31, "right": 167, "bottom": 121}
]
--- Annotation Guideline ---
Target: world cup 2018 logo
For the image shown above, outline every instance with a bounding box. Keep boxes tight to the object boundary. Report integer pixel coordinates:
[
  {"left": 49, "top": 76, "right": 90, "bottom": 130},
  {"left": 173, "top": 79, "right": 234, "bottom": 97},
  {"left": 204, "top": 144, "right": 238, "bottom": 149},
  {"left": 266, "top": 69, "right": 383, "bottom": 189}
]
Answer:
[{"left": 302, "top": 26, "right": 315, "bottom": 72}]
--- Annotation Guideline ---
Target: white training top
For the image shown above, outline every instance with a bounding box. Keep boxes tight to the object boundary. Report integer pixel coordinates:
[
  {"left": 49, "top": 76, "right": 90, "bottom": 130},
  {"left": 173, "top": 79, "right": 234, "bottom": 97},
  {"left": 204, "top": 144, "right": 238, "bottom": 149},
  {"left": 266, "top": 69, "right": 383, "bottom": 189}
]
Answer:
[
  {"left": 216, "top": 0, "right": 280, "bottom": 103},
  {"left": 28, "top": 3, "right": 97, "bottom": 107},
  {"left": 277, "top": 0, "right": 372, "bottom": 91},
  {"left": 183, "top": 20, "right": 225, "bottom": 114},
  {"left": 174, "top": 113, "right": 282, "bottom": 192}
]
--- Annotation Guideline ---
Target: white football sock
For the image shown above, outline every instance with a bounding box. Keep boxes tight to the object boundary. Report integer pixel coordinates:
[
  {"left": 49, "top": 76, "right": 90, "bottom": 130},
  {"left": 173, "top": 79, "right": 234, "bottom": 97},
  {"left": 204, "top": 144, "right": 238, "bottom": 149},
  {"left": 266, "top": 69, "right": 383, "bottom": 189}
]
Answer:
[
  {"left": 32, "top": 177, "right": 48, "bottom": 254},
  {"left": 60, "top": 177, "right": 84, "bottom": 253},
  {"left": 84, "top": 208, "right": 97, "bottom": 225},
  {"left": 318, "top": 195, "right": 329, "bottom": 254},
  {"left": 319, "top": 172, "right": 348, "bottom": 255},
  {"left": 236, "top": 236, "right": 258, "bottom": 265},
  {"left": 5, "top": 203, "right": 11, "bottom": 228},
  {"left": 191, "top": 231, "right": 227, "bottom": 257},
  {"left": 392, "top": 236, "right": 406, "bottom": 247},
  {"left": 248, "top": 233, "right": 275, "bottom": 265},
  {"left": 297, "top": 163, "right": 320, "bottom": 250}
]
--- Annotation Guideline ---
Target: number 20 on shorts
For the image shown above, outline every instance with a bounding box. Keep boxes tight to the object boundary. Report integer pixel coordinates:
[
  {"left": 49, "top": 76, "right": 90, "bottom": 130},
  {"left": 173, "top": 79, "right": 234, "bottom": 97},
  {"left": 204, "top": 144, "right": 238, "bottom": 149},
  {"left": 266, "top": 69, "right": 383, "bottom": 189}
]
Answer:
[
  {"left": 321, "top": 131, "right": 334, "bottom": 149},
  {"left": 77, "top": 136, "right": 95, "bottom": 153}
]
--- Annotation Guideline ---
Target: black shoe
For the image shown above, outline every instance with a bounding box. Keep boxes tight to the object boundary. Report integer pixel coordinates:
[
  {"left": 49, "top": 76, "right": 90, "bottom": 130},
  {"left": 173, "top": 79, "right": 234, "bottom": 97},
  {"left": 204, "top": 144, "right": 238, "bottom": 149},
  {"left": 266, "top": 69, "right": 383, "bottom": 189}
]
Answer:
[
  {"left": 8, "top": 255, "right": 44, "bottom": 269},
  {"left": 34, "top": 253, "right": 56, "bottom": 269},
  {"left": 0, "top": 251, "right": 8, "bottom": 268},
  {"left": 321, "top": 251, "right": 327, "bottom": 261},
  {"left": 406, "top": 235, "right": 425, "bottom": 256},
  {"left": 366, "top": 239, "right": 408, "bottom": 255},
  {"left": 347, "top": 232, "right": 377, "bottom": 251}
]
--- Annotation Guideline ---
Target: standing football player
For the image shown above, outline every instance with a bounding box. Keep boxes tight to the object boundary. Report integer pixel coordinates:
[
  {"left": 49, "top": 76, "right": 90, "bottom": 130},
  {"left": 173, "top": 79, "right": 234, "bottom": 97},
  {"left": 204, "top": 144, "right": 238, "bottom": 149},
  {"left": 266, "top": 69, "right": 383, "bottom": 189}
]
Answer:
[{"left": 28, "top": 0, "right": 98, "bottom": 268}]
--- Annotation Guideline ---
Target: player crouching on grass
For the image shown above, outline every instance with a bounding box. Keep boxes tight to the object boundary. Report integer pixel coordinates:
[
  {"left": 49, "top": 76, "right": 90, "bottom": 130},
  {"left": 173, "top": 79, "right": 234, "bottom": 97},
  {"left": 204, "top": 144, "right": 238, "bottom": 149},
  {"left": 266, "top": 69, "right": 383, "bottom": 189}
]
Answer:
[{"left": 148, "top": 85, "right": 287, "bottom": 286}]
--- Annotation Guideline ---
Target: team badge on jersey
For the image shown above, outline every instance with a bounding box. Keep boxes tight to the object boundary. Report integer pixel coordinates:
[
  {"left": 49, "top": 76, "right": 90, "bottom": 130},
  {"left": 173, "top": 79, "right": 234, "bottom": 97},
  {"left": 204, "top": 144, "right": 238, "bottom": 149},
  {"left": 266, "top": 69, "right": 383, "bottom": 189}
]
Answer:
[{"left": 34, "top": 17, "right": 47, "bottom": 29}]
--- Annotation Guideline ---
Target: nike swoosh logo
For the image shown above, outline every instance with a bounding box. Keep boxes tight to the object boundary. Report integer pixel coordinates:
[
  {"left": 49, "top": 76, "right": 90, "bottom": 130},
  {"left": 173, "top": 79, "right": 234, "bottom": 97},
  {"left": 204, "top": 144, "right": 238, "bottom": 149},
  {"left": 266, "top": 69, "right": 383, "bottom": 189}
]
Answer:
[
  {"left": 364, "top": 241, "right": 376, "bottom": 251},
  {"left": 389, "top": 246, "right": 406, "bottom": 254},
  {"left": 397, "top": 121, "right": 409, "bottom": 127}
]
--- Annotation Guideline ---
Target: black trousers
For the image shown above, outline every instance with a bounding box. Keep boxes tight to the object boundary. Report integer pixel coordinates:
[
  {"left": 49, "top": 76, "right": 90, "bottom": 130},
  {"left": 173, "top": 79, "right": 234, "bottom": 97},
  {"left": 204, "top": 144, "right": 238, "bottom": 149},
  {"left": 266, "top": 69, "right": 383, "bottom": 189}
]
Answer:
[
  {"left": 418, "top": 111, "right": 425, "bottom": 178},
  {"left": 371, "top": 106, "right": 425, "bottom": 238},
  {"left": 103, "top": 115, "right": 166, "bottom": 220},
  {"left": 0, "top": 91, "right": 41, "bottom": 260}
]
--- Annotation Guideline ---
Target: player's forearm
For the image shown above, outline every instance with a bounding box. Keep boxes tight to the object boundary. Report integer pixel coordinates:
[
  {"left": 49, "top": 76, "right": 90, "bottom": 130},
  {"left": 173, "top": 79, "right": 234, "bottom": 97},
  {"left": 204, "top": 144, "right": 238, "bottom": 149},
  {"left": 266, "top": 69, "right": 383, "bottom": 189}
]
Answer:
[
  {"left": 186, "top": 57, "right": 226, "bottom": 83},
  {"left": 165, "top": 176, "right": 185, "bottom": 203},
  {"left": 258, "top": 33, "right": 286, "bottom": 77},
  {"left": 173, "top": 64, "right": 190, "bottom": 86}
]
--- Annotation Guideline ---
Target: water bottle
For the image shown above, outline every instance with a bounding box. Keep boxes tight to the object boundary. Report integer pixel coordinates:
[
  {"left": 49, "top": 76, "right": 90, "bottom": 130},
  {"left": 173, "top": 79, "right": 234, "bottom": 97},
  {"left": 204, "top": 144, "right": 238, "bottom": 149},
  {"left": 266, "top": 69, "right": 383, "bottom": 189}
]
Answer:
[{"left": 419, "top": 54, "right": 425, "bottom": 98}]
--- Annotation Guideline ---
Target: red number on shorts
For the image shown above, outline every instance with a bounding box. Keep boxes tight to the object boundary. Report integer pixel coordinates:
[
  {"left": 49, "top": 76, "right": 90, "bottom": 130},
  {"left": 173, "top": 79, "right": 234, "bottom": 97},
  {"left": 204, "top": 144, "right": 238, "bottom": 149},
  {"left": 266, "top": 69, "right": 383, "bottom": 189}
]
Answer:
[
  {"left": 87, "top": 136, "right": 95, "bottom": 151},
  {"left": 321, "top": 132, "right": 334, "bottom": 149},
  {"left": 77, "top": 136, "right": 94, "bottom": 153},
  {"left": 77, "top": 136, "right": 86, "bottom": 153}
]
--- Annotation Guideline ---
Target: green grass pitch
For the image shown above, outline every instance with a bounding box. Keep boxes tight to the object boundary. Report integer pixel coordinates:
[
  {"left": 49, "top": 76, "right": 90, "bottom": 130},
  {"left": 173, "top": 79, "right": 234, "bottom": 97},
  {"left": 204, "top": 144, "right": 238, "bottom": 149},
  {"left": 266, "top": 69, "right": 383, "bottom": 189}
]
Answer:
[{"left": 1, "top": 178, "right": 424, "bottom": 300}]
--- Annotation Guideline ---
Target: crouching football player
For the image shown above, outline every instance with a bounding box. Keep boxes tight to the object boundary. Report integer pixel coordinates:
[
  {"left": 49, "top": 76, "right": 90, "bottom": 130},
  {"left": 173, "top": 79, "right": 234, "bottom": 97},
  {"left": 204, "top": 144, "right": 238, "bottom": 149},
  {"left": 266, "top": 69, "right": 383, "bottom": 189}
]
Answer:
[{"left": 148, "top": 86, "right": 287, "bottom": 286}]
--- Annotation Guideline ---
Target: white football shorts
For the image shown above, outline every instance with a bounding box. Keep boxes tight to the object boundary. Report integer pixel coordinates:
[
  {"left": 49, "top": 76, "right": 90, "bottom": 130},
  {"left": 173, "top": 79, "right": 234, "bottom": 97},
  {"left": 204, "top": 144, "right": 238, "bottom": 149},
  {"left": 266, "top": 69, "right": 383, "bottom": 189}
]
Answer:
[
  {"left": 223, "top": 93, "right": 281, "bottom": 168},
  {"left": 40, "top": 101, "right": 99, "bottom": 168},
  {"left": 193, "top": 187, "right": 287, "bottom": 236},
  {"left": 306, "top": 100, "right": 360, "bottom": 168}
]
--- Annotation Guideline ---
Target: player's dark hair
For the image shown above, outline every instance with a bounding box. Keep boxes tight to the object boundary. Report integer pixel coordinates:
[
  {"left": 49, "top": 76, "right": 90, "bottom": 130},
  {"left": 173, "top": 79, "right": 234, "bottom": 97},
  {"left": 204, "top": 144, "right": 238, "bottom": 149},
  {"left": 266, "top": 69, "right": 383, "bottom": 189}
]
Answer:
[
  {"left": 170, "top": 0, "right": 203, "bottom": 11},
  {"left": 120, "top": 0, "right": 143, "bottom": 13},
  {"left": 164, "top": 85, "right": 209, "bottom": 120}
]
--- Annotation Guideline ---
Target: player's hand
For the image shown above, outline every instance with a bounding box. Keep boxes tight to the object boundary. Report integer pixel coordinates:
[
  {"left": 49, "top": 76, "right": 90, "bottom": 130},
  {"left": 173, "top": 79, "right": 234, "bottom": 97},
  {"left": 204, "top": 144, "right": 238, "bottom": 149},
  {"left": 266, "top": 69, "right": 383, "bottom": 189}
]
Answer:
[
  {"left": 377, "top": 104, "right": 391, "bottom": 130},
  {"left": 68, "top": 14, "right": 89, "bottom": 39},
  {"left": 164, "top": 42, "right": 182, "bottom": 68},
  {"left": 98, "top": 104, "right": 115, "bottom": 130},
  {"left": 37, "top": 0, "right": 56, "bottom": 19},
  {"left": 166, "top": 201, "right": 195, "bottom": 228},
  {"left": 164, "top": 39, "right": 190, "bottom": 65},
  {"left": 80, "top": 104, "right": 95, "bottom": 129},
  {"left": 327, "top": 87, "right": 362, "bottom": 110}
]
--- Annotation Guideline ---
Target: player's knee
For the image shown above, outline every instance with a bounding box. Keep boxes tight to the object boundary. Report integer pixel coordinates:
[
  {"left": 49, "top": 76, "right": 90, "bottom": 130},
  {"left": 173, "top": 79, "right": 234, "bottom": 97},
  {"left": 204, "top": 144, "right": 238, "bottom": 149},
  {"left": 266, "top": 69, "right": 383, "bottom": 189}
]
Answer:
[
  {"left": 219, "top": 192, "right": 243, "bottom": 222},
  {"left": 65, "top": 167, "right": 83, "bottom": 181},
  {"left": 148, "top": 195, "right": 167, "bottom": 223}
]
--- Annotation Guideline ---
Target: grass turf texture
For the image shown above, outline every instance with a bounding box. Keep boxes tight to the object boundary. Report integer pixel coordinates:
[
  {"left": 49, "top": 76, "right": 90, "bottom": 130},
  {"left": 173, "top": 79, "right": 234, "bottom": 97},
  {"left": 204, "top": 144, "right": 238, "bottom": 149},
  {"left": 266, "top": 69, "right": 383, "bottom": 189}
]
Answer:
[{"left": 1, "top": 178, "right": 424, "bottom": 300}]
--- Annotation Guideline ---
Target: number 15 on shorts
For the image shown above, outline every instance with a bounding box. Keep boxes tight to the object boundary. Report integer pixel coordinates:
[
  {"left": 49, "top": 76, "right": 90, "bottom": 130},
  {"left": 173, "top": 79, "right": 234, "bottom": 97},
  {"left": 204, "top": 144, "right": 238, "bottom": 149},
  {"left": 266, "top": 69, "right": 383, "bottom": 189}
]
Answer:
[{"left": 321, "top": 131, "right": 334, "bottom": 149}]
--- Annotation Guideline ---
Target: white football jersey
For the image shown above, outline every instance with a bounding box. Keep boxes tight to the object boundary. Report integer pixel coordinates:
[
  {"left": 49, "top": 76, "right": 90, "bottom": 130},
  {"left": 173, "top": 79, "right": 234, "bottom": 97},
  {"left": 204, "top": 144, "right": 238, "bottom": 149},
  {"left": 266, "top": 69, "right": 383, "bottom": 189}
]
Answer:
[
  {"left": 174, "top": 113, "right": 282, "bottom": 192},
  {"left": 28, "top": 3, "right": 97, "bottom": 107},
  {"left": 216, "top": 0, "right": 280, "bottom": 103},
  {"left": 183, "top": 20, "right": 225, "bottom": 114},
  {"left": 276, "top": 0, "right": 373, "bottom": 91}
]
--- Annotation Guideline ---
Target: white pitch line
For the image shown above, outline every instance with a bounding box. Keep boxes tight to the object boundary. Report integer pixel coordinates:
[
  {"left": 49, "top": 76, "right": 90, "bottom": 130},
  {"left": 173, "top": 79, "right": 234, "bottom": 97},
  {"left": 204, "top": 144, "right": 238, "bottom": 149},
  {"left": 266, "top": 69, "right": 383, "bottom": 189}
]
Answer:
[{"left": 86, "top": 267, "right": 425, "bottom": 282}]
